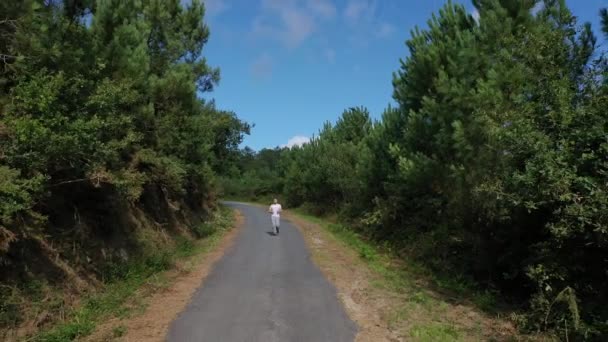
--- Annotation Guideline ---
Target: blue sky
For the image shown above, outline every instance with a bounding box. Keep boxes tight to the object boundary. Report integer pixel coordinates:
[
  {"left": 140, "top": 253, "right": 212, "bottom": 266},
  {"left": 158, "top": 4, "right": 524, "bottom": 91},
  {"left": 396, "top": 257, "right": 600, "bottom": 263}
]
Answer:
[{"left": 200, "top": 0, "right": 607, "bottom": 150}]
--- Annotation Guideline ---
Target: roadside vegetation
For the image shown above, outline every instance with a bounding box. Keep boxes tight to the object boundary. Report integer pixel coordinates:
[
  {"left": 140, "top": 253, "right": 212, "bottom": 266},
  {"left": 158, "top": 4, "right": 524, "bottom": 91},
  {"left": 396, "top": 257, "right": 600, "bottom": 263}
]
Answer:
[
  {"left": 288, "top": 210, "right": 530, "bottom": 341},
  {"left": 31, "top": 207, "right": 235, "bottom": 342},
  {"left": 1, "top": 1, "right": 247, "bottom": 340},
  {"left": 222, "top": 1, "right": 608, "bottom": 340}
]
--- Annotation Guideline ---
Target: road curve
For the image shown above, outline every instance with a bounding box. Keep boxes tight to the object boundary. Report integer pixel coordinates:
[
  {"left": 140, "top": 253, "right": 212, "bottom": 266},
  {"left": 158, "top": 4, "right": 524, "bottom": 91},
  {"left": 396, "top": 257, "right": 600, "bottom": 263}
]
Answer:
[{"left": 166, "top": 202, "right": 357, "bottom": 342}]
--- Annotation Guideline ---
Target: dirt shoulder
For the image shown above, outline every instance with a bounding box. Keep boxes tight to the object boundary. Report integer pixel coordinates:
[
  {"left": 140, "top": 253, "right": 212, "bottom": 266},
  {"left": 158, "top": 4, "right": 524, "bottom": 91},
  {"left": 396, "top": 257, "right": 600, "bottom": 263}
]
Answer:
[
  {"left": 84, "top": 209, "right": 244, "bottom": 342},
  {"left": 284, "top": 211, "right": 546, "bottom": 342},
  {"left": 284, "top": 212, "right": 399, "bottom": 342}
]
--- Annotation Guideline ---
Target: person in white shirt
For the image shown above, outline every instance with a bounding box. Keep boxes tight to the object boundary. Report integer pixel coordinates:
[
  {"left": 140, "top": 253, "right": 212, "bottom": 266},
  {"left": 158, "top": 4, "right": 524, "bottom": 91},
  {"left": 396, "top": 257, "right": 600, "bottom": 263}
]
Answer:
[{"left": 268, "top": 198, "right": 282, "bottom": 235}]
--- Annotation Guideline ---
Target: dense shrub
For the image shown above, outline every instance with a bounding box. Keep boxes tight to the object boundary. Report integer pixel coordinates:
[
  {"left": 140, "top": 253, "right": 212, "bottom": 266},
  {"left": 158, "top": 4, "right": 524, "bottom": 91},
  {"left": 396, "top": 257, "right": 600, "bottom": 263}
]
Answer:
[{"left": 0, "top": 0, "right": 249, "bottom": 231}]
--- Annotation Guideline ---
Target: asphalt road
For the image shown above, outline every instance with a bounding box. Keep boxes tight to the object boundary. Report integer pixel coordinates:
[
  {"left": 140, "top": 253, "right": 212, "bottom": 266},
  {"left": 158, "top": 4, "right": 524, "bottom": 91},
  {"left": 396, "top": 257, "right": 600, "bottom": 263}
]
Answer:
[{"left": 166, "top": 202, "right": 357, "bottom": 342}]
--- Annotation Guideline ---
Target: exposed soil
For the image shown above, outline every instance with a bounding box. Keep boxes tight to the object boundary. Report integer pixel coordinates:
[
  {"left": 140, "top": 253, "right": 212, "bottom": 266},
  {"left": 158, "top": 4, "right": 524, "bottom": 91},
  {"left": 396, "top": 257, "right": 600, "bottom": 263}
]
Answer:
[
  {"left": 1, "top": 183, "right": 211, "bottom": 342},
  {"left": 84, "top": 209, "right": 244, "bottom": 342},
  {"left": 285, "top": 212, "right": 401, "bottom": 342}
]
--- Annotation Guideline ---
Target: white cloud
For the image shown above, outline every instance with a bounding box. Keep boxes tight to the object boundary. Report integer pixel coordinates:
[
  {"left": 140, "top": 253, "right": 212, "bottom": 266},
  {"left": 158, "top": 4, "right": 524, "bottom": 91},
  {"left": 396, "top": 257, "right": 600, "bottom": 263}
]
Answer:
[
  {"left": 344, "top": 0, "right": 395, "bottom": 46},
  {"left": 307, "top": 0, "right": 336, "bottom": 19},
  {"left": 251, "top": 53, "right": 273, "bottom": 79},
  {"left": 282, "top": 136, "right": 310, "bottom": 148},
  {"left": 202, "top": 0, "right": 230, "bottom": 17},
  {"left": 345, "top": 0, "right": 366, "bottom": 22},
  {"left": 471, "top": 8, "right": 480, "bottom": 22},
  {"left": 253, "top": 0, "right": 334, "bottom": 49},
  {"left": 531, "top": 2, "right": 545, "bottom": 16},
  {"left": 376, "top": 22, "right": 395, "bottom": 38},
  {"left": 344, "top": 0, "right": 377, "bottom": 24}
]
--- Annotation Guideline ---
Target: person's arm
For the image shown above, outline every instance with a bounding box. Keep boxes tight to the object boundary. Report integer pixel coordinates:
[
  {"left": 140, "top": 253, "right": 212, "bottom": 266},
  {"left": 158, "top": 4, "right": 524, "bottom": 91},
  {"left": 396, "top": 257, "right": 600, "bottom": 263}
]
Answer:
[{"left": 268, "top": 205, "right": 272, "bottom": 213}]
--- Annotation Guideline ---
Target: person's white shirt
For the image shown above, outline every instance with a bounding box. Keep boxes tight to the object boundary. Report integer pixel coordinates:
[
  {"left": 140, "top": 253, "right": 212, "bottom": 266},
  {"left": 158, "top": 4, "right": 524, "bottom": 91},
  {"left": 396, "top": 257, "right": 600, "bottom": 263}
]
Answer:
[{"left": 269, "top": 203, "right": 282, "bottom": 217}]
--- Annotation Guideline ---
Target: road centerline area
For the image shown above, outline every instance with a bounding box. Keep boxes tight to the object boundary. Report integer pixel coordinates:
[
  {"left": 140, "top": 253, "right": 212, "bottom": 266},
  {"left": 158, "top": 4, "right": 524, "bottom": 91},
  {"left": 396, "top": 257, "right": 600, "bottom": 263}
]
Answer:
[{"left": 166, "top": 202, "right": 357, "bottom": 342}]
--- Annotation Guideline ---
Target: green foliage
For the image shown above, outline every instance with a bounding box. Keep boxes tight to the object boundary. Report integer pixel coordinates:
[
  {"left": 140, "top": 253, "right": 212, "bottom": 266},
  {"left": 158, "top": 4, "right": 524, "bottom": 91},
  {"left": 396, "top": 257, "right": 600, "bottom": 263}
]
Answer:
[
  {"left": 0, "top": 166, "right": 44, "bottom": 224},
  {"left": 0, "top": 1, "right": 248, "bottom": 336},
  {"left": 226, "top": 0, "right": 608, "bottom": 338},
  {"left": 0, "top": 285, "right": 21, "bottom": 327},
  {"left": 386, "top": 2, "right": 607, "bottom": 337},
  {"left": 409, "top": 323, "right": 461, "bottom": 342},
  {"left": 0, "top": 0, "right": 249, "bottom": 239},
  {"left": 192, "top": 222, "right": 216, "bottom": 238},
  {"left": 174, "top": 236, "right": 195, "bottom": 257},
  {"left": 219, "top": 147, "right": 286, "bottom": 201},
  {"left": 191, "top": 205, "right": 234, "bottom": 238},
  {"left": 543, "top": 287, "right": 580, "bottom": 334}
]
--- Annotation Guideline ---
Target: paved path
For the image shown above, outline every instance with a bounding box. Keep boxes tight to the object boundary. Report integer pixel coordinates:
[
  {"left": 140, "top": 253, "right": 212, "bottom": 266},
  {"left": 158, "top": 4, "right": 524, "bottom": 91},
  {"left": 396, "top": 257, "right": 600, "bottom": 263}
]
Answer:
[{"left": 167, "top": 202, "right": 357, "bottom": 342}]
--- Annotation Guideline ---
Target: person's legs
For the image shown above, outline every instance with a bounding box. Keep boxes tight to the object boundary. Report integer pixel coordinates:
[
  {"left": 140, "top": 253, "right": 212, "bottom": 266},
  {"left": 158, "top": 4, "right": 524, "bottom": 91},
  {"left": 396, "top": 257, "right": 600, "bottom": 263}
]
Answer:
[
  {"left": 272, "top": 216, "right": 279, "bottom": 235},
  {"left": 276, "top": 216, "right": 280, "bottom": 234}
]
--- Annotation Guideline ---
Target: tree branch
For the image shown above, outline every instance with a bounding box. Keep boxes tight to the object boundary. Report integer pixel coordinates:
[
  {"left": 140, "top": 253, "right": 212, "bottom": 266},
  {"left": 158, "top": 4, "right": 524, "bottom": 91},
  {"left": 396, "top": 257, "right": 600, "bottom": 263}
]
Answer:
[
  {"left": 0, "top": 54, "right": 18, "bottom": 64},
  {"left": 47, "top": 178, "right": 89, "bottom": 188},
  {"left": 0, "top": 19, "right": 17, "bottom": 27}
]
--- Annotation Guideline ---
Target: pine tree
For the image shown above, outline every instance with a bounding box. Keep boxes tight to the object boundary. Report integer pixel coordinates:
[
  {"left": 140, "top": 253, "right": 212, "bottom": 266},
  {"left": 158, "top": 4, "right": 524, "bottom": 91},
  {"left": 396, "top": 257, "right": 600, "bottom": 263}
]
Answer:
[{"left": 0, "top": 0, "right": 248, "bottom": 240}]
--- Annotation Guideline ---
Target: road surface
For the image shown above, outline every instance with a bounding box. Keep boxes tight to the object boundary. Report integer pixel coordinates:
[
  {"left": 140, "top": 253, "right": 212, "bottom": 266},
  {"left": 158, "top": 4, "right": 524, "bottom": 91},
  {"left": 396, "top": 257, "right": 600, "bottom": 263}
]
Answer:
[{"left": 167, "top": 202, "right": 357, "bottom": 342}]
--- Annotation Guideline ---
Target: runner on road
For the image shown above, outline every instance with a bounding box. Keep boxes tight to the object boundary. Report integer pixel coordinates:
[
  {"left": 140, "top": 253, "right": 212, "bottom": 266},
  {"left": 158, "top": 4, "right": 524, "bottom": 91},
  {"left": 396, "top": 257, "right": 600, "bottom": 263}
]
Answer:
[{"left": 268, "top": 198, "right": 282, "bottom": 235}]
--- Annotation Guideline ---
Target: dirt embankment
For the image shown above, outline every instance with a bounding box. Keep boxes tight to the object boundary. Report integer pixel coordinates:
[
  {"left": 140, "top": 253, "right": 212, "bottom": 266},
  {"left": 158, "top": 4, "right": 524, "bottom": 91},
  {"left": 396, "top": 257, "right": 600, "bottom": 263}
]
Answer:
[
  {"left": 0, "top": 182, "right": 218, "bottom": 341},
  {"left": 85, "top": 210, "right": 244, "bottom": 342},
  {"left": 285, "top": 213, "right": 401, "bottom": 342}
]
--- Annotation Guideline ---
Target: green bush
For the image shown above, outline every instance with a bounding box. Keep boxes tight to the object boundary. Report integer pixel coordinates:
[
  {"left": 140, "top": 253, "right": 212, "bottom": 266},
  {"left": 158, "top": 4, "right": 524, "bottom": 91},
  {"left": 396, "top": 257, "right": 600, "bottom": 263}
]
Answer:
[
  {"left": 0, "top": 0, "right": 249, "bottom": 231},
  {"left": 192, "top": 222, "right": 215, "bottom": 238},
  {"left": 0, "top": 286, "right": 21, "bottom": 327}
]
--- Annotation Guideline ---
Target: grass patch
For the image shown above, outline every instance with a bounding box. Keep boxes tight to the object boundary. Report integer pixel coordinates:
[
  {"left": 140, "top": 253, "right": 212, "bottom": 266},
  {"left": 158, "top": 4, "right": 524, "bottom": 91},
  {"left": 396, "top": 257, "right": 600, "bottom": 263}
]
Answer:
[
  {"left": 292, "top": 209, "right": 415, "bottom": 293},
  {"left": 175, "top": 236, "right": 196, "bottom": 258},
  {"left": 0, "top": 285, "right": 24, "bottom": 327},
  {"left": 112, "top": 325, "right": 126, "bottom": 338},
  {"left": 192, "top": 221, "right": 216, "bottom": 239},
  {"left": 410, "top": 323, "right": 461, "bottom": 341},
  {"left": 28, "top": 206, "right": 235, "bottom": 342}
]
